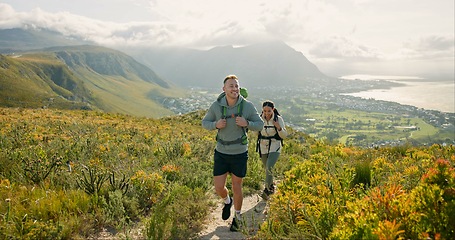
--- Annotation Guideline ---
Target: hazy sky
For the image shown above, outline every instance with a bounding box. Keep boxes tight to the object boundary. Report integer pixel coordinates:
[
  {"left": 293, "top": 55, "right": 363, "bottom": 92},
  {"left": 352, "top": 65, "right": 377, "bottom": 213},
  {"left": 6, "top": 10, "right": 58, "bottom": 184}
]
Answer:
[{"left": 0, "top": 0, "right": 453, "bottom": 78}]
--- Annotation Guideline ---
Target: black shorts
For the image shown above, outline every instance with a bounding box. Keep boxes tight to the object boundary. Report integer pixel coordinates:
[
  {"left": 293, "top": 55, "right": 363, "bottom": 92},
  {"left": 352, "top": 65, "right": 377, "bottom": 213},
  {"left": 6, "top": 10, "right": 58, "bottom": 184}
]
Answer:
[{"left": 213, "top": 149, "right": 248, "bottom": 178}]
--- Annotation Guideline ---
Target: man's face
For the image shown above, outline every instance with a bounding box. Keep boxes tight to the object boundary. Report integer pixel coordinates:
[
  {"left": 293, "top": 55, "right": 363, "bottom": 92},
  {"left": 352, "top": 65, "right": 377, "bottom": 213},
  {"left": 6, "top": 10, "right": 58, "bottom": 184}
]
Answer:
[{"left": 223, "top": 78, "right": 239, "bottom": 99}]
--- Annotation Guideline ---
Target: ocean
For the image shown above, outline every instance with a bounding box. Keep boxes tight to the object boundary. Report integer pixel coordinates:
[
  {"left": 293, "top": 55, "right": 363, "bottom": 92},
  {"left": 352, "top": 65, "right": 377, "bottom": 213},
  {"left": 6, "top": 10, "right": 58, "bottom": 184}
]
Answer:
[{"left": 341, "top": 75, "right": 454, "bottom": 113}]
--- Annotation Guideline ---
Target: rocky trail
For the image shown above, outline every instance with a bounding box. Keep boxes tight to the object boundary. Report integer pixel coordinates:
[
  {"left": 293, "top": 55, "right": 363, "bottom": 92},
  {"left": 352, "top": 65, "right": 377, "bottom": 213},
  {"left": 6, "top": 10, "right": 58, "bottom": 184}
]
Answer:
[
  {"left": 90, "top": 193, "right": 269, "bottom": 240},
  {"left": 198, "top": 193, "right": 268, "bottom": 240}
]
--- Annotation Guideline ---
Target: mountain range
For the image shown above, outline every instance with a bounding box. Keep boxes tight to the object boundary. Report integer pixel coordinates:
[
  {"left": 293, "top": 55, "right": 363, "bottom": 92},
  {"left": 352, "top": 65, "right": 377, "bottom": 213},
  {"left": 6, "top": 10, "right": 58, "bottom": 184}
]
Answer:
[
  {"left": 0, "top": 28, "right": 92, "bottom": 52},
  {"left": 122, "top": 41, "right": 333, "bottom": 88},
  {"left": 0, "top": 28, "right": 336, "bottom": 117}
]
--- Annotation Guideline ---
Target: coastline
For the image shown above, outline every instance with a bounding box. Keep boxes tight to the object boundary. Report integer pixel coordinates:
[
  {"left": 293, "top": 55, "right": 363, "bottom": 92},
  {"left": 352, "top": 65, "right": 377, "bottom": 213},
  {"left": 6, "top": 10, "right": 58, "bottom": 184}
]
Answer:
[{"left": 340, "top": 75, "right": 454, "bottom": 113}]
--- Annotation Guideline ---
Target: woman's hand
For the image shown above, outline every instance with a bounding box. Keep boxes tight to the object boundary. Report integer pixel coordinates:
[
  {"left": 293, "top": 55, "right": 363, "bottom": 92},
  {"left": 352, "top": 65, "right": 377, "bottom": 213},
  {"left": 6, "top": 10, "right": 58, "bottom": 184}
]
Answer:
[{"left": 273, "top": 120, "right": 282, "bottom": 131}]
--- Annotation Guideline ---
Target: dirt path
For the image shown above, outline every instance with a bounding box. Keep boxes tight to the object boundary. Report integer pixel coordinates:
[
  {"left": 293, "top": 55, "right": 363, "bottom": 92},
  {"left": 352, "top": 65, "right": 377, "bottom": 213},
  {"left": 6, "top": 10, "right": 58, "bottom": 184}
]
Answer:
[
  {"left": 197, "top": 193, "right": 268, "bottom": 240},
  {"left": 90, "top": 193, "right": 269, "bottom": 240}
]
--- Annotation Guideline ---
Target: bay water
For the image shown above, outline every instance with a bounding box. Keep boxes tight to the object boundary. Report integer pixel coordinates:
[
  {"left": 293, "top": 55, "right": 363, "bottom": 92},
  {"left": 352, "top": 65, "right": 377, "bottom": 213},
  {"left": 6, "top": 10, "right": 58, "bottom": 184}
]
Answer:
[{"left": 342, "top": 76, "right": 454, "bottom": 113}]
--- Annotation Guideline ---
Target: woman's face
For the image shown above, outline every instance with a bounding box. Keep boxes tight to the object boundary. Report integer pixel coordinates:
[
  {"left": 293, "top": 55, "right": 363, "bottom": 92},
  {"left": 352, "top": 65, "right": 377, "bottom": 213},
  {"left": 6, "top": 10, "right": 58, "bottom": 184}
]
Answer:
[{"left": 262, "top": 106, "right": 274, "bottom": 120}]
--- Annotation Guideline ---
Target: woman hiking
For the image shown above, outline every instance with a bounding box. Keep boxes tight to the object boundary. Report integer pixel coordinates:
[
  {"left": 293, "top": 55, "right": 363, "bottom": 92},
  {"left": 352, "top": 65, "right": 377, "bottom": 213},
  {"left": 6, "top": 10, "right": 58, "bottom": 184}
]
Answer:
[{"left": 257, "top": 100, "right": 288, "bottom": 200}]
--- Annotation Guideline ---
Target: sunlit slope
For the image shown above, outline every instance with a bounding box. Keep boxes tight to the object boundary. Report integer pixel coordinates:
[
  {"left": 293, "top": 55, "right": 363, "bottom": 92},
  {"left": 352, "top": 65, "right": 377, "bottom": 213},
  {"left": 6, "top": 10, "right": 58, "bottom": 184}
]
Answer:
[
  {"left": 0, "top": 53, "right": 95, "bottom": 110},
  {"left": 0, "top": 45, "right": 184, "bottom": 117}
]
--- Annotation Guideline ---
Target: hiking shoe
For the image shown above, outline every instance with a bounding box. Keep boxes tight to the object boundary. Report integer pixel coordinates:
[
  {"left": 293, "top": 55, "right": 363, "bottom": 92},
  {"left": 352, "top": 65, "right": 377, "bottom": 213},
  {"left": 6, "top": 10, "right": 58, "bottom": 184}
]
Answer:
[
  {"left": 261, "top": 188, "right": 271, "bottom": 200},
  {"left": 222, "top": 196, "right": 232, "bottom": 220},
  {"left": 230, "top": 217, "right": 240, "bottom": 232},
  {"left": 268, "top": 184, "right": 276, "bottom": 194}
]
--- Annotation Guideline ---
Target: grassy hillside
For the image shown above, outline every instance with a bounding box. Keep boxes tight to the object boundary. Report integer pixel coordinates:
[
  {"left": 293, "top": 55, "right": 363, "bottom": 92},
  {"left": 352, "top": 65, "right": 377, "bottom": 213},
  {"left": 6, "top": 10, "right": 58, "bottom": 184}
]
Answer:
[
  {"left": 0, "top": 45, "right": 185, "bottom": 118},
  {"left": 0, "top": 54, "right": 94, "bottom": 110},
  {"left": 0, "top": 107, "right": 453, "bottom": 239}
]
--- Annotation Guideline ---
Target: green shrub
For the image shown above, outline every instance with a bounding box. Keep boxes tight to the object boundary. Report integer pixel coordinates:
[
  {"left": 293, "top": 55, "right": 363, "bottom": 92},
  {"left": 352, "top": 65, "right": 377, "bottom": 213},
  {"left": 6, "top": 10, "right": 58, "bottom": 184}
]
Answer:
[
  {"left": 146, "top": 184, "right": 211, "bottom": 240},
  {"left": 76, "top": 163, "right": 109, "bottom": 196},
  {"left": 130, "top": 170, "right": 165, "bottom": 209},
  {"left": 0, "top": 179, "right": 92, "bottom": 239},
  {"left": 331, "top": 158, "right": 455, "bottom": 239},
  {"left": 351, "top": 160, "right": 371, "bottom": 188}
]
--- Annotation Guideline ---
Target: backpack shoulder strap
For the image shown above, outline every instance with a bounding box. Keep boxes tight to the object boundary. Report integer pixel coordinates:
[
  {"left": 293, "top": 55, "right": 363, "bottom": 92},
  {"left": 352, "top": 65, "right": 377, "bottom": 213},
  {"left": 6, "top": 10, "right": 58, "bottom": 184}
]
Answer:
[
  {"left": 221, "top": 105, "right": 227, "bottom": 119},
  {"left": 221, "top": 98, "right": 244, "bottom": 119},
  {"left": 272, "top": 114, "right": 284, "bottom": 142},
  {"left": 238, "top": 98, "right": 244, "bottom": 116}
]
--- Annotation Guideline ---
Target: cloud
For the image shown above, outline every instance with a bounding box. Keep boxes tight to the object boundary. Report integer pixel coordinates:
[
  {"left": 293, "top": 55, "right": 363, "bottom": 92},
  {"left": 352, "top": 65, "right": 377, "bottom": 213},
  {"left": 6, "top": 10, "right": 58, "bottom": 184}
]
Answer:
[
  {"left": 0, "top": 4, "right": 108, "bottom": 36},
  {"left": 0, "top": 3, "right": 23, "bottom": 28},
  {"left": 0, "top": 1, "right": 411, "bottom": 55},
  {"left": 400, "top": 35, "right": 455, "bottom": 59},
  {"left": 413, "top": 35, "right": 454, "bottom": 52},
  {"left": 0, "top": 1, "right": 453, "bottom": 78},
  {"left": 0, "top": 1, "right": 341, "bottom": 49},
  {"left": 0, "top": 3, "right": 184, "bottom": 46},
  {"left": 137, "top": 0, "right": 341, "bottom": 47},
  {"left": 308, "top": 36, "right": 381, "bottom": 60}
]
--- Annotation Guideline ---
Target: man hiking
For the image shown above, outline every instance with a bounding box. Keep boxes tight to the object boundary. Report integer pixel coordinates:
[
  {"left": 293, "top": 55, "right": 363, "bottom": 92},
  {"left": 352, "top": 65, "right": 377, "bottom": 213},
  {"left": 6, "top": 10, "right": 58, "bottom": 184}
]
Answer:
[{"left": 202, "top": 74, "right": 263, "bottom": 231}]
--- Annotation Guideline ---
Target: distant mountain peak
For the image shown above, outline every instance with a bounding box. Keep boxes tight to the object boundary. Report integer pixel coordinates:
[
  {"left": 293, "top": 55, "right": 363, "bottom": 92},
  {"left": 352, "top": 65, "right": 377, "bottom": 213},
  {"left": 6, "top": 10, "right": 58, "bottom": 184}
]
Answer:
[
  {"left": 1, "top": 28, "right": 333, "bottom": 90},
  {"left": 128, "top": 41, "right": 330, "bottom": 88},
  {"left": 0, "top": 28, "right": 93, "bottom": 52}
]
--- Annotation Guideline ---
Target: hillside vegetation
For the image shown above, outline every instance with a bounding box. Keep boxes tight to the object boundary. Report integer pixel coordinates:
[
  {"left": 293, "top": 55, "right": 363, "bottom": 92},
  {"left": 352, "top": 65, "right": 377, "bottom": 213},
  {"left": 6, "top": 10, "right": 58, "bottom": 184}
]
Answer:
[
  {"left": 0, "top": 45, "right": 185, "bottom": 118},
  {"left": 0, "top": 107, "right": 453, "bottom": 239},
  {"left": 0, "top": 54, "right": 94, "bottom": 110}
]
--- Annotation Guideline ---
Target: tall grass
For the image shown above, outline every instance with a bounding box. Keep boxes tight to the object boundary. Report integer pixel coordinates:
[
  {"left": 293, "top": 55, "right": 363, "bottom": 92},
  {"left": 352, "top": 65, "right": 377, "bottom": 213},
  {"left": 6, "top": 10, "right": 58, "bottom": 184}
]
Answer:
[{"left": 0, "top": 108, "right": 219, "bottom": 239}]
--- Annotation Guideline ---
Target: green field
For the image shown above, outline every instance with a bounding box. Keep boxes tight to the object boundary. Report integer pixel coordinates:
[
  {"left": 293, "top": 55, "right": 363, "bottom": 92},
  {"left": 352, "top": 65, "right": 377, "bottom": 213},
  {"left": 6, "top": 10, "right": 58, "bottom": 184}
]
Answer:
[{"left": 249, "top": 93, "right": 454, "bottom": 147}]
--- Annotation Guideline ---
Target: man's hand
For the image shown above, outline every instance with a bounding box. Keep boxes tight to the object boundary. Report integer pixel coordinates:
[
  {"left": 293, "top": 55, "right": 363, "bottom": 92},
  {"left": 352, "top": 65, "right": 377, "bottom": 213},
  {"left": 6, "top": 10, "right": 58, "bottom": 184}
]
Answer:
[
  {"left": 216, "top": 119, "right": 227, "bottom": 129},
  {"left": 235, "top": 116, "right": 248, "bottom": 127}
]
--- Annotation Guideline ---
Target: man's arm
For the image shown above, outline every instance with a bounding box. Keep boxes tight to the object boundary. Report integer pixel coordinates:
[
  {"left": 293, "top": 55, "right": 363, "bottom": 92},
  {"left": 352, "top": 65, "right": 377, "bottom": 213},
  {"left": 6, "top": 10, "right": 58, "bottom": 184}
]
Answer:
[
  {"left": 244, "top": 102, "right": 264, "bottom": 131},
  {"left": 202, "top": 103, "right": 218, "bottom": 130}
]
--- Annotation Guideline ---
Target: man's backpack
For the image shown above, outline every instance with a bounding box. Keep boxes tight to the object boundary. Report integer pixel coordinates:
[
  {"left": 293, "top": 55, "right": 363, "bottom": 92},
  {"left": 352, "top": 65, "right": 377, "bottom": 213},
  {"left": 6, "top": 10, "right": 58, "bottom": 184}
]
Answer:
[
  {"left": 216, "top": 97, "right": 248, "bottom": 145},
  {"left": 221, "top": 98, "right": 244, "bottom": 120}
]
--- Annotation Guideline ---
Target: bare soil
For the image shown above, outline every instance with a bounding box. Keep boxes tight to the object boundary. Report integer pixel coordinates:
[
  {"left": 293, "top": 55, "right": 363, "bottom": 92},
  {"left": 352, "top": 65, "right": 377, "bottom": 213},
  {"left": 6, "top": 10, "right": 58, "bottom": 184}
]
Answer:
[
  {"left": 197, "top": 193, "right": 268, "bottom": 240},
  {"left": 89, "top": 193, "right": 268, "bottom": 240}
]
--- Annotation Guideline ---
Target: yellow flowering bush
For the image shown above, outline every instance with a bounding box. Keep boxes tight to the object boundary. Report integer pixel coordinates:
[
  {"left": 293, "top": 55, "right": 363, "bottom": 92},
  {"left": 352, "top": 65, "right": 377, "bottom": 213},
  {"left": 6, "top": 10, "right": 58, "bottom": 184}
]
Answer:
[{"left": 258, "top": 144, "right": 455, "bottom": 239}]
